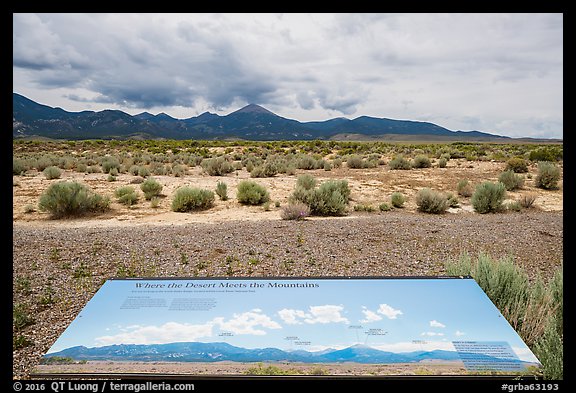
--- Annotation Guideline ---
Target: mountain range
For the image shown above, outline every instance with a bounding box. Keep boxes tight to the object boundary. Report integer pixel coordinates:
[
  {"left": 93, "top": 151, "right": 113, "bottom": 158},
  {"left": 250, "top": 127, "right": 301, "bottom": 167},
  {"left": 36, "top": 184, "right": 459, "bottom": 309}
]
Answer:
[
  {"left": 43, "top": 341, "right": 528, "bottom": 367},
  {"left": 13, "top": 92, "right": 515, "bottom": 142}
]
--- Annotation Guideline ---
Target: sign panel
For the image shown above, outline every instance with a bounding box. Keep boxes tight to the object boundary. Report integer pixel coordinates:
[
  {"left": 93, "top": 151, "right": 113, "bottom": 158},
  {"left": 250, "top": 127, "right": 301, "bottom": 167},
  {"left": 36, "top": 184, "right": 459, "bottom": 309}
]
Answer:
[{"left": 32, "top": 277, "right": 540, "bottom": 377}]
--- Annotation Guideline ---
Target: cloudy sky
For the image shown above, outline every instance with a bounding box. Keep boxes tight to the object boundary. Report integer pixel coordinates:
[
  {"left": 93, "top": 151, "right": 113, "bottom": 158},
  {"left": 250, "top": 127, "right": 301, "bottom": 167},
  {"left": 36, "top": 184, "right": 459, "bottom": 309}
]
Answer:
[{"left": 13, "top": 13, "right": 563, "bottom": 139}]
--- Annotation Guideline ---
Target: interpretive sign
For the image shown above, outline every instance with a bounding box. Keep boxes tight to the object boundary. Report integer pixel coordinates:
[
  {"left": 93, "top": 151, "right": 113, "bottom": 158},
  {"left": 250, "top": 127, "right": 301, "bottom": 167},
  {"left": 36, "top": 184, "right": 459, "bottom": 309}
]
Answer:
[{"left": 32, "top": 277, "right": 540, "bottom": 378}]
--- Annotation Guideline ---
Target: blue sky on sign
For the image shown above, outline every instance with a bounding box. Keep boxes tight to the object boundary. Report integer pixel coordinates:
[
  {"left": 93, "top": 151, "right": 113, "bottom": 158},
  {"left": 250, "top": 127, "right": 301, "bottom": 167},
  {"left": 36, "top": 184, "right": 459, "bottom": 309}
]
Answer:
[
  {"left": 13, "top": 13, "right": 562, "bottom": 139},
  {"left": 46, "top": 278, "right": 538, "bottom": 362}
]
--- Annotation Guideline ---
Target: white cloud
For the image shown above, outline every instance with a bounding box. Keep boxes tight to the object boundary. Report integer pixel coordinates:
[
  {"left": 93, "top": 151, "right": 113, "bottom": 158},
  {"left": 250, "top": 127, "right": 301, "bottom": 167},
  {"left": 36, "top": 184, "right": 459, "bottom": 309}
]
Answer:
[
  {"left": 421, "top": 332, "right": 445, "bottom": 337},
  {"left": 277, "top": 305, "right": 349, "bottom": 325},
  {"left": 212, "top": 309, "right": 282, "bottom": 335},
  {"left": 12, "top": 13, "right": 563, "bottom": 138},
  {"left": 377, "top": 304, "right": 403, "bottom": 320},
  {"left": 360, "top": 306, "right": 382, "bottom": 323},
  {"left": 372, "top": 341, "right": 455, "bottom": 353},
  {"left": 430, "top": 320, "right": 446, "bottom": 328},
  {"left": 455, "top": 330, "right": 466, "bottom": 336},
  {"left": 95, "top": 321, "right": 214, "bottom": 346}
]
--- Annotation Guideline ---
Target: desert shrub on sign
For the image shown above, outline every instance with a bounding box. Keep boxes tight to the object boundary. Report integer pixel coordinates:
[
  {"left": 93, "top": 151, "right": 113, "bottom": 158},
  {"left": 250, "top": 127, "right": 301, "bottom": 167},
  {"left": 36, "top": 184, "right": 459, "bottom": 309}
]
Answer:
[
  {"left": 171, "top": 187, "right": 215, "bottom": 212},
  {"left": 445, "top": 253, "right": 563, "bottom": 380},
  {"left": 38, "top": 181, "right": 110, "bottom": 218},
  {"left": 140, "top": 177, "right": 163, "bottom": 200},
  {"left": 471, "top": 181, "right": 506, "bottom": 213},
  {"left": 535, "top": 162, "right": 560, "bottom": 190},
  {"left": 236, "top": 180, "right": 270, "bottom": 205}
]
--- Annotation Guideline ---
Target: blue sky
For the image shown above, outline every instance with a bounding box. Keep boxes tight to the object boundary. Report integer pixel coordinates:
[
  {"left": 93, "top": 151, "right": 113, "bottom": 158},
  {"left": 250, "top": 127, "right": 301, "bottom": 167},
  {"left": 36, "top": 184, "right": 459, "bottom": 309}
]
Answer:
[
  {"left": 13, "top": 13, "right": 562, "bottom": 139},
  {"left": 46, "top": 278, "right": 538, "bottom": 362}
]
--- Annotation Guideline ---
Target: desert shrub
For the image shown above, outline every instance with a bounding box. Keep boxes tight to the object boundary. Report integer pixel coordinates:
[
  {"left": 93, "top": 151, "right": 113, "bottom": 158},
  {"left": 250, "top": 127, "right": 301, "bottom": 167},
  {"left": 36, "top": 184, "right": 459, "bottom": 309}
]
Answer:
[
  {"left": 535, "top": 162, "right": 560, "bottom": 190},
  {"left": 388, "top": 155, "right": 412, "bottom": 170},
  {"left": 215, "top": 181, "right": 228, "bottom": 201},
  {"left": 471, "top": 181, "right": 506, "bottom": 213},
  {"left": 323, "top": 161, "right": 332, "bottom": 171},
  {"left": 457, "top": 179, "right": 473, "bottom": 197},
  {"left": 35, "top": 156, "right": 54, "bottom": 172},
  {"left": 506, "top": 201, "right": 522, "bottom": 212},
  {"left": 519, "top": 193, "right": 537, "bottom": 209},
  {"left": 115, "top": 186, "right": 139, "bottom": 206},
  {"left": 43, "top": 166, "right": 62, "bottom": 180},
  {"left": 140, "top": 177, "right": 163, "bottom": 200},
  {"left": 332, "top": 158, "right": 343, "bottom": 168},
  {"left": 280, "top": 202, "right": 311, "bottom": 220},
  {"left": 415, "top": 188, "right": 448, "bottom": 214},
  {"left": 250, "top": 162, "right": 278, "bottom": 178},
  {"left": 506, "top": 157, "right": 528, "bottom": 173},
  {"left": 171, "top": 187, "right": 215, "bottom": 212},
  {"left": 412, "top": 155, "right": 431, "bottom": 168},
  {"left": 38, "top": 181, "right": 110, "bottom": 218},
  {"left": 101, "top": 157, "right": 121, "bottom": 174},
  {"left": 171, "top": 164, "right": 186, "bottom": 177},
  {"left": 346, "top": 154, "right": 365, "bottom": 169},
  {"left": 445, "top": 253, "right": 563, "bottom": 379},
  {"left": 438, "top": 157, "right": 447, "bottom": 168},
  {"left": 390, "top": 192, "right": 405, "bottom": 208},
  {"left": 137, "top": 166, "right": 150, "bottom": 178},
  {"left": 202, "top": 157, "right": 234, "bottom": 176},
  {"left": 296, "top": 174, "right": 317, "bottom": 190},
  {"left": 498, "top": 170, "right": 524, "bottom": 191},
  {"left": 236, "top": 180, "right": 270, "bottom": 205},
  {"left": 446, "top": 193, "right": 459, "bottom": 208},
  {"left": 13, "top": 303, "right": 35, "bottom": 331},
  {"left": 13, "top": 158, "right": 30, "bottom": 175},
  {"left": 529, "top": 147, "right": 562, "bottom": 162},
  {"left": 128, "top": 165, "right": 140, "bottom": 176},
  {"left": 379, "top": 202, "right": 391, "bottom": 212},
  {"left": 290, "top": 179, "right": 350, "bottom": 216},
  {"left": 354, "top": 204, "right": 375, "bottom": 212}
]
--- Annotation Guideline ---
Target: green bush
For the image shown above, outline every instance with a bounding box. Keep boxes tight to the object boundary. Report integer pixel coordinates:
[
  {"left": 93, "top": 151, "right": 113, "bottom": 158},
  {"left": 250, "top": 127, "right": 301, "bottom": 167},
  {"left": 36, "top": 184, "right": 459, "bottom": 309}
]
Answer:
[
  {"left": 391, "top": 192, "right": 405, "bottom": 208},
  {"left": 535, "top": 162, "right": 560, "bottom": 190},
  {"left": 102, "top": 157, "right": 121, "bottom": 174},
  {"left": 438, "top": 157, "right": 447, "bottom": 168},
  {"left": 38, "top": 181, "right": 110, "bottom": 218},
  {"left": 236, "top": 181, "right": 270, "bottom": 205},
  {"left": 171, "top": 187, "right": 215, "bottom": 212},
  {"left": 412, "top": 155, "right": 431, "bottom": 168},
  {"left": 529, "top": 147, "right": 562, "bottom": 162},
  {"left": 498, "top": 170, "right": 524, "bottom": 191},
  {"left": 296, "top": 174, "right": 317, "bottom": 190},
  {"left": 250, "top": 162, "right": 278, "bottom": 178},
  {"left": 346, "top": 155, "right": 366, "bottom": 169},
  {"left": 379, "top": 202, "right": 391, "bottom": 212},
  {"left": 471, "top": 181, "right": 506, "bottom": 213},
  {"left": 445, "top": 253, "right": 563, "bottom": 380},
  {"left": 290, "top": 179, "right": 350, "bottom": 216},
  {"left": 140, "top": 177, "right": 163, "bottom": 200},
  {"left": 13, "top": 158, "right": 30, "bottom": 175},
  {"left": 415, "top": 188, "right": 448, "bottom": 214},
  {"left": 457, "top": 179, "right": 473, "bottom": 197},
  {"left": 115, "top": 186, "right": 139, "bottom": 206},
  {"left": 388, "top": 155, "right": 412, "bottom": 170},
  {"left": 505, "top": 157, "right": 528, "bottom": 173},
  {"left": 202, "top": 157, "right": 234, "bottom": 176},
  {"left": 280, "top": 202, "right": 311, "bottom": 220},
  {"left": 215, "top": 181, "right": 228, "bottom": 201},
  {"left": 43, "top": 166, "right": 62, "bottom": 180}
]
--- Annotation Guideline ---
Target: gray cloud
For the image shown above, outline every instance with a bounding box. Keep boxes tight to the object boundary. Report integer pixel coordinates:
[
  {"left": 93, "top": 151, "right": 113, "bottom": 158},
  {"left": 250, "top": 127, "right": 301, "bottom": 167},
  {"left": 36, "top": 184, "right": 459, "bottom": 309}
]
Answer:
[{"left": 12, "top": 13, "right": 563, "bottom": 138}]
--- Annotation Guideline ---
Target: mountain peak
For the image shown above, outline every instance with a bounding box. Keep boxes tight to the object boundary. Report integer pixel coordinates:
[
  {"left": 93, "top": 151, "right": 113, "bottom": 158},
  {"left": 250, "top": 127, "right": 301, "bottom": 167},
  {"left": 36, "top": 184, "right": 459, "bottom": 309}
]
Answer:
[{"left": 231, "top": 104, "right": 276, "bottom": 116}]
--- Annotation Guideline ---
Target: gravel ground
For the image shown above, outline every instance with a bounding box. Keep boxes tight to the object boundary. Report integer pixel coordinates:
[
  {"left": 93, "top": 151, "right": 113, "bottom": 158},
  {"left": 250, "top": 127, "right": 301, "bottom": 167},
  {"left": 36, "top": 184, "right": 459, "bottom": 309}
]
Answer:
[{"left": 12, "top": 210, "right": 563, "bottom": 379}]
